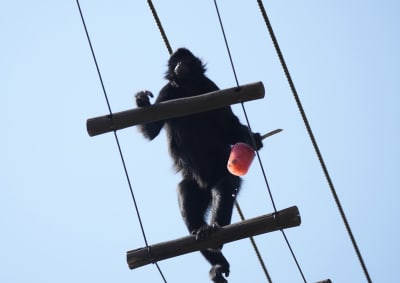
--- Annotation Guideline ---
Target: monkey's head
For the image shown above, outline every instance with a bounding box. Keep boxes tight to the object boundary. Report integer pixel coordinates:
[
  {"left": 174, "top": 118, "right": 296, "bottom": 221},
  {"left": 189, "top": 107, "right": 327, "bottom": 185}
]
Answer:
[{"left": 166, "top": 48, "right": 206, "bottom": 85}]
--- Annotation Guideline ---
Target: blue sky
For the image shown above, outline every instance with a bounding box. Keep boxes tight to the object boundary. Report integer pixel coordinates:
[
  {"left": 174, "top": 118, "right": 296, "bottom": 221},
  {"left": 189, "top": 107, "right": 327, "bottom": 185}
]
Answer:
[{"left": 1, "top": 1, "right": 399, "bottom": 282}]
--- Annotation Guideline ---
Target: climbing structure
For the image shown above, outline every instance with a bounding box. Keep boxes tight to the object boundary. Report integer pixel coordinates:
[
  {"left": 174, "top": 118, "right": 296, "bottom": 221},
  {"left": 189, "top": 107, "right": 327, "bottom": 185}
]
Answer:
[{"left": 76, "top": 1, "right": 372, "bottom": 282}]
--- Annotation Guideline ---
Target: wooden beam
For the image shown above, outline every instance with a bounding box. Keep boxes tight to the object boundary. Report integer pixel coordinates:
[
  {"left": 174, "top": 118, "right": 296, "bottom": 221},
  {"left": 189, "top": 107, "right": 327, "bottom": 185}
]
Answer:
[
  {"left": 127, "top": 205, "right": 300, "bottom": 269},
  {"left": 87, "top": 81, "right": 265, "bottom": 137}
]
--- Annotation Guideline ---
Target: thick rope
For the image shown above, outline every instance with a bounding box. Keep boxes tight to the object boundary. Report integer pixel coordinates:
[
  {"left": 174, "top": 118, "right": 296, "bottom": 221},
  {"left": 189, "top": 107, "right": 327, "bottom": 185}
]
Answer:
[
  {"left": 147, "top": 0, "right": 173, "bottom": 55},
  {"left": 256, "top": 1, "right": 372, "bottom": 282}
]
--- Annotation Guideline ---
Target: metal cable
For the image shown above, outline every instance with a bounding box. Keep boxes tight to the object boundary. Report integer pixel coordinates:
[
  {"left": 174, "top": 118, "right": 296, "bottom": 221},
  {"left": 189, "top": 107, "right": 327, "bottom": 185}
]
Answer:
[
  {"left": 76, "top": 1, "right": 167, "bottom": 281},
  {"left": 235, "top": 202, "right": 273, "bottom": 283},
  {"left": 213, "top": 1, "right": 307, "bottom": 282}
]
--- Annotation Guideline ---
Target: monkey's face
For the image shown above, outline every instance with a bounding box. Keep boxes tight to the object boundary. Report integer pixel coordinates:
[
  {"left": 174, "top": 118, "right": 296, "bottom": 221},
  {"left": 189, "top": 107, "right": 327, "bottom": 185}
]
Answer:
[{"left": 167, "top": 48, "right": 206, "bottom": 83}]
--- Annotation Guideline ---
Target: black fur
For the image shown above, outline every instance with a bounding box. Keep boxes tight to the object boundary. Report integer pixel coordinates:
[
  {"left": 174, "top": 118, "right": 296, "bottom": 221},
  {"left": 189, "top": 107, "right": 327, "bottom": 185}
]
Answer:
[{"left": 135, "top": 48, "right": 263, "bottom": 283}]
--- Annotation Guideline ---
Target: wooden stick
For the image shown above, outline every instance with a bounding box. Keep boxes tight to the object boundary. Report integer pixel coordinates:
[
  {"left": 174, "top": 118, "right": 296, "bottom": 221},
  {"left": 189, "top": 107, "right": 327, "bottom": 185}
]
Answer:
[
  {"left": 127, "top": 206, "right": 300, "bottom": 269},
  {"left": 87, "top": 81, "right": 265, "bottom": 137},
  {"left": 261, "top": 128, "right": 283, "bottom": 140}
]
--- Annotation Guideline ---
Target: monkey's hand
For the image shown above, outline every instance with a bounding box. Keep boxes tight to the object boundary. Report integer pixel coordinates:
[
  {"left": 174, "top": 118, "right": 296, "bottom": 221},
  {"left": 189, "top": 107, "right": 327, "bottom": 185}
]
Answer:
[
  {"left": 135, "top": 90, "right": 153, "bottom": 107},
  {"left": 252, "top": 133, "right": 263, "bottom": 151}
]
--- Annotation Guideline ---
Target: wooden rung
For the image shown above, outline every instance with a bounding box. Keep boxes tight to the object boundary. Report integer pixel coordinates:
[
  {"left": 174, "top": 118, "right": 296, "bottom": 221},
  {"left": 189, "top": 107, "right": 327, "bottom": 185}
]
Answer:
[
  {"left": 127, "top": 205, "right": 300, "bottom": 269},
  {"left": 87, "top": 81, "right": 265, "bottom": 137}
]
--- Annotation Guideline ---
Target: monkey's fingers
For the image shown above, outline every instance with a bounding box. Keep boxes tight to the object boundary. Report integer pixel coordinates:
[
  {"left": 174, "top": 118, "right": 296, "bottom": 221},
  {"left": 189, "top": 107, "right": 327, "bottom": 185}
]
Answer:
[
  {"left": 135, "top": 91, "right": 154, "bottom": 107},
  {"left": 135, "top": 90, "right": 153, "bottom": 98}
]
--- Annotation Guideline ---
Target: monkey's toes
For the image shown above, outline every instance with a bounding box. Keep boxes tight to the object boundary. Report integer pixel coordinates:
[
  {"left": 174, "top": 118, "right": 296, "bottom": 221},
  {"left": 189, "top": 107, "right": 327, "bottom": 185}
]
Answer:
[
  {"left": 194, "top": 224, "right": 219, "bottom": 241},
  {"left": 209, "top": 264, "right": 230, "bottom": 283}
]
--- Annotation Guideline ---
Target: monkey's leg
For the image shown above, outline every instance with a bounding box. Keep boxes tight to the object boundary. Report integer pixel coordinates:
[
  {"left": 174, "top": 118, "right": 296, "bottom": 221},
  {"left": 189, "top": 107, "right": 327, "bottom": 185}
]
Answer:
[
  {"left": 177, "top": 179, "right": 231, "bottom": 282},
  {"left": 211, "top": 174, "right": 242, "bottom": 228},
  {"left": 177, "top": 178, "right": 211, "bottom": 235},
  {"left": 201, "top": 249, "right": 230, "bottom": 283},
  {"left": 199, "top": 174, "right": 241, "bottom": 283}
]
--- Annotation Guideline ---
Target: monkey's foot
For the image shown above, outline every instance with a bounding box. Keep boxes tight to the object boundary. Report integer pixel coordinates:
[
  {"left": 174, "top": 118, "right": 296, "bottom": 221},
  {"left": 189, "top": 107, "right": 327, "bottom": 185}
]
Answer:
[
  {"left": 193, "top": 223, "right": 220, "bottom": 241},
  {"left": 209, "top": 263, "right": 230, "bottom": 283}
]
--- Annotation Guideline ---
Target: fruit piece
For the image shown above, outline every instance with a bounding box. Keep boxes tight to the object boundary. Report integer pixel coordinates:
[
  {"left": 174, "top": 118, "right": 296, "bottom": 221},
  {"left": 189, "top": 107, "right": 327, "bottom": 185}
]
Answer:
[{"left": 227, "top": 143, "right": 255, "bottom": 176}]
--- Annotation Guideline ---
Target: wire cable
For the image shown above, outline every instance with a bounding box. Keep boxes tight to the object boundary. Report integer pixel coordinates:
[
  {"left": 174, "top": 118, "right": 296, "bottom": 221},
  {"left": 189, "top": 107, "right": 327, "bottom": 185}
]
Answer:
[
  {"left": 212, "top": 0, "right": 278, "bottom": 213},
  {"left": 213, "top": 0, "right": 277, "bottom": 281},
  {"left": 75, "top": 1, "right": 167, "bottom": 281},
  {"left": 213, "top": 1, "right": 307, "bottom": 282},
  {"left": 235, "top": 202, "right": 273, "bottom": 283},
  {"left": 255, "top": 1, "right": 372, "bottom": 282}
]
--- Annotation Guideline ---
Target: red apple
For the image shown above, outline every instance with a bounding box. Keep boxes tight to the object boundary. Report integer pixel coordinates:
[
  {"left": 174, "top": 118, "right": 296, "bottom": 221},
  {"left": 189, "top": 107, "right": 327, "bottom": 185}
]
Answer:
[{"left": 227, "top": 142, "right": 255, "bottom": 176}]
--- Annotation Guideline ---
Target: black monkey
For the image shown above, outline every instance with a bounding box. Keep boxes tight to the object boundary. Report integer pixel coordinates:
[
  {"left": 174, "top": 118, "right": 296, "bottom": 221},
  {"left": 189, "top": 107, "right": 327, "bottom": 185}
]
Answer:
[{"left": 135, "top": 48, "right": 263, "bottom": 283}]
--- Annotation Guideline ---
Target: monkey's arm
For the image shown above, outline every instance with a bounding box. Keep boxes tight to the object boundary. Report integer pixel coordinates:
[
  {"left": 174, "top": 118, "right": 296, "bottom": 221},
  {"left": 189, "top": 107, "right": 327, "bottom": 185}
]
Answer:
[{"left": 135, "top": 90, "right": 165, "bottom": 140}]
